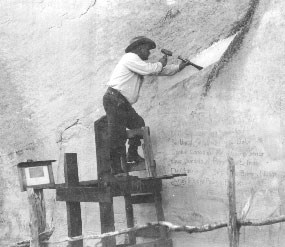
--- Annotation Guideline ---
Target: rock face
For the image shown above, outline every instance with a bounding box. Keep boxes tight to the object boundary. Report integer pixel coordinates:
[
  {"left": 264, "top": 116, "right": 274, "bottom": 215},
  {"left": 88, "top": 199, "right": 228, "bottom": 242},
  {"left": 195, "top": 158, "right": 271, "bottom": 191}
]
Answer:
[{"left": 0, "top": 0, "right": 285, "bottom": 246}]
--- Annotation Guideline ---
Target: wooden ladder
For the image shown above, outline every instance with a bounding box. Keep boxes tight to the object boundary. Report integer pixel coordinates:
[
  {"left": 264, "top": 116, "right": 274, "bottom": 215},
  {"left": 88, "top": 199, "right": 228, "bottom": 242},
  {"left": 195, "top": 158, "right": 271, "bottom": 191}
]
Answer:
[
  {"left": 94, "top": 116, "right": 173, "bottom": 247},
  {"left": 125, "top": 126, "right": 156, "bottom": 177}
]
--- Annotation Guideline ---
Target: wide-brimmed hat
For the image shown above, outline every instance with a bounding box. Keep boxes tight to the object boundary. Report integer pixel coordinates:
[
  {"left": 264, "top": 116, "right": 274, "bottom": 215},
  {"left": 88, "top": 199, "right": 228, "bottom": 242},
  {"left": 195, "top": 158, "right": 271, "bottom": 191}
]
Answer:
[{"left": 125, "top": 36, "right": 156, "bottom": 53}]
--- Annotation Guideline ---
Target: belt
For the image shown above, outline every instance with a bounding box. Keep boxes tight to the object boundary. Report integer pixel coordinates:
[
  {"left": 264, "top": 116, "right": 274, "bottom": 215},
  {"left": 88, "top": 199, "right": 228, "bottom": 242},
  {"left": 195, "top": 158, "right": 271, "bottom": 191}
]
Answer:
[{"left": 107, "top": 87, "right": 129, "bottom": 104}]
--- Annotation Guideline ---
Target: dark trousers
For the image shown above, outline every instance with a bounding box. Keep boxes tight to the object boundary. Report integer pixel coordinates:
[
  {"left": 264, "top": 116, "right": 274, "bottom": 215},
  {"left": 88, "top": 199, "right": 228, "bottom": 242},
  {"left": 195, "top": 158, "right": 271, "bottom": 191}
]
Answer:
[{"left": 103, "top": 87, "right": 145, "bottom": 157}]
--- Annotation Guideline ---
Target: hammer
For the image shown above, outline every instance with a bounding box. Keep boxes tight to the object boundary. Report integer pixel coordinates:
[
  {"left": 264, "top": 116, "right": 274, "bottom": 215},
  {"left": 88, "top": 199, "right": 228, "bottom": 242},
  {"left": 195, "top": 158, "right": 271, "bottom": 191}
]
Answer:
[
  {"left": 161, "top": 49, "right": 203, "bottom": 71},
  {"left": 161, "top": 48, "right": 173, "bottom": 57}
]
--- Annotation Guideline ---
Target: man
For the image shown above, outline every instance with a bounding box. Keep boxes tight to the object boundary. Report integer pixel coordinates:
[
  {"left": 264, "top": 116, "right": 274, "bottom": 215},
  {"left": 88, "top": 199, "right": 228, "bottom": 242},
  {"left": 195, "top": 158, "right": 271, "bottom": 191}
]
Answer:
[{"left": 103, "top": 36, "right": 189, "bottom": 174}]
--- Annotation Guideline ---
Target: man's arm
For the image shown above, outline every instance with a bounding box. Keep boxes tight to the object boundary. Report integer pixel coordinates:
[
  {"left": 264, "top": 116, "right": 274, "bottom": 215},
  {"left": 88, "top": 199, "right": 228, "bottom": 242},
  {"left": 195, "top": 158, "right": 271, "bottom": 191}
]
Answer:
[
  {"left": 158, "top": 64, "right": 180, "bottom": 76},
  {"left": 158, "top": 61, "right": 189, "bottom": 76},
  {"left": 124, "top": 54, "right": 163, "bottom": 75}
]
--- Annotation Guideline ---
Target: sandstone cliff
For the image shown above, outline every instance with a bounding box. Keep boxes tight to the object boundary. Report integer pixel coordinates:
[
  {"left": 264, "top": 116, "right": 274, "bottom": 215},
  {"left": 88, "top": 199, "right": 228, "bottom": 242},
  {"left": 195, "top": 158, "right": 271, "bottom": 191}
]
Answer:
[{"left": 0, "top": 0, "right": 284, "bottom": 246}]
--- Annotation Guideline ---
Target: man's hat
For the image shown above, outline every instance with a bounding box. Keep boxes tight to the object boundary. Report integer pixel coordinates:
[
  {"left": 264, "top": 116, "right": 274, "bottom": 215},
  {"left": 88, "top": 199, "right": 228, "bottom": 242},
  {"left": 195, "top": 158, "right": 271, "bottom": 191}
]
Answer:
[{"left": 125, "top": 36, "right": 156, "bottom": 53}]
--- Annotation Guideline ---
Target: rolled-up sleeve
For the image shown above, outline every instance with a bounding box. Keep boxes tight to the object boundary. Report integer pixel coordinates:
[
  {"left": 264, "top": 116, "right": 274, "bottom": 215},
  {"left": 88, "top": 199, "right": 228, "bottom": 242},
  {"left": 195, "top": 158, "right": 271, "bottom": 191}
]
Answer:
[{"left": 124, "top": 54, "right": 163, "bottom": 75}]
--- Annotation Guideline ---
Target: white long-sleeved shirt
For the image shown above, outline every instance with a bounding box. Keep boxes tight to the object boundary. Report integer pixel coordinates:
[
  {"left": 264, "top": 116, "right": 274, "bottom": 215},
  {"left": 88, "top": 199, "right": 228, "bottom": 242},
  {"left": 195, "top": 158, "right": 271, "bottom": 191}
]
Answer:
[{"left": 107, "top": 53, "right": 180, "bottom": 104}]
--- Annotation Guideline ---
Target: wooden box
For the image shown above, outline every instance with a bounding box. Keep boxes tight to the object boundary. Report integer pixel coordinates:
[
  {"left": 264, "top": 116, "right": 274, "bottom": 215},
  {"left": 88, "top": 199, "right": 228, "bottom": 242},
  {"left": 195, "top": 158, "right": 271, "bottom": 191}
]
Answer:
[{"left": 17, "top": 160, "right": 56, "bottom": 191}]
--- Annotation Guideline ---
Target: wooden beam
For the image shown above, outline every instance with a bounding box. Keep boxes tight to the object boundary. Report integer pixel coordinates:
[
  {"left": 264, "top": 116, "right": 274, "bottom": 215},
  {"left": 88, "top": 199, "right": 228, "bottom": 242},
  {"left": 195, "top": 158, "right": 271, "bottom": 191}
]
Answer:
[
  {"left": 26, "top": 184, "right": 57, "bottom": 190},
  {"left": 111, "top": 178, "right": 162, "bottom": 196},
  {"left": 64, "top": 153, "right": 83, "bottom": 247},
  {"left": 56, "top": 187, "right": 111, "bottom": 203},
  {"left": 56, "top": 179, "right": 99, "bottom": 188},
  {"left": 142, "top": 127, "right": 156, "bottom": 177},
  {"left": 47, "top": 164, "right": 55, "bottom": 185},
  {"left": 154, "top": 192, "right": 168, "bottom": 239},
  {"left": 94, "top": 116, "right": 112, "bottom": 183},
  {"left": 64, "top": 153, "right": 79, "bottom": 186},
  {"left": 99, "top": 201, "right": 116, "bottom": 247},
  {"left": 17, "top": 166, "right": 27, "bottom": 192},
  {"left": 131, "top": 194, "right": 154, "bottom": 204},
  {"left": 228, "top": 157, "right": 239, "bottom": 247}
]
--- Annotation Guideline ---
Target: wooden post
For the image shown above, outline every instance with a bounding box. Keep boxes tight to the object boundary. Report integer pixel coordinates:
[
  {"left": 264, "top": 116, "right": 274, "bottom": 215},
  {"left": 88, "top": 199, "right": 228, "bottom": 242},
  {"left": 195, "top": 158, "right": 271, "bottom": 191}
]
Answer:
[
  {"left": 124, "top": 194, "right": 136, "bottom": 245},
  {"left": 142, "top": 127, "right": 156, "bottom": 177},
  {"left": 64, "top": 153, "right": 83, "bottom": 247},
  {"left": 95, "top": 117, "right": 116, "bottom": 247},
  {"left": 94, "top": 116, "right": 112, "bottom": 185},
  {"left": 99, "top": 201, "right": 116, "bottom": 247},
  {"left": 228, "top": 157, "right": 239, "bottom": 247},
  {"left": 27, "top": 188, "right": 46, "bottom": 247},
  {"left": 154, "top": 192, "right": 168, "bottom": 239}
]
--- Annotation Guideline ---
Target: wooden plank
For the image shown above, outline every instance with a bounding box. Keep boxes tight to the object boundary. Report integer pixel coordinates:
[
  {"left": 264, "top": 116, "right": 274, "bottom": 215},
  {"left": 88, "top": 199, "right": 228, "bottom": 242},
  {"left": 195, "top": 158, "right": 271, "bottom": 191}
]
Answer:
[
  {"left": 113, "top": 175, "right": 139, "bottom": 182},
  {"left": 228, "top": 157, "right": 239, "bottom": 247},
  {"left": 66, "top": 202, "right": 83, "bottom": 247},
  {"left": 18, "top": 166, "right": 27, "bottom": 192},
  {"left": 154, "top": 192, "right": 165, "bottom": 221},
  {"left": 56, "top": 179, "right": 99, "bottom": 188},
  {"left": 111, "top": 178, "right": 162, "bottom": 197},
  {"left": 26, "top": 184, "right": 56, "bottom": 190},
  {"left": 56, "top": 187, "right": 111, "bottom": 203},
  {"left": 131, "top": 194, "right": 154, "bottom": 204},
  {"left": 27, "top": 188, "right": 46, "bottom": 247},
  {"left": 99, "top": 201, "right": 116, "bottom": 247},
  {"left": 154, "top": 192, "right": 168, "bottom": 239},
  {"left": 64, "top": 153, "right": 83, "bottom": 247},
  {"left": 142, "top": 127, "right": 156, "bottom": 177},
  {"left": 47, "top": 164, "right": 55, "bottom": 185},
  {"left": 124, "top": 194, "right": 136, "bottom": 245}
]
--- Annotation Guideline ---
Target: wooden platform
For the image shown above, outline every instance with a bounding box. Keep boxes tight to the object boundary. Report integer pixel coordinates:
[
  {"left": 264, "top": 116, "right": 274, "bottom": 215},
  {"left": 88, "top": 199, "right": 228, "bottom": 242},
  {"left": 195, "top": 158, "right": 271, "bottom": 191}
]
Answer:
[
  {"left": 53, "top": 116, "right": 187, "bottom": 247},
  {"left": 56, "top": 172, "right": 186, "bottom": 202},
  {"left": 56, "top": 176, "right": 162, "bottom": 202}
]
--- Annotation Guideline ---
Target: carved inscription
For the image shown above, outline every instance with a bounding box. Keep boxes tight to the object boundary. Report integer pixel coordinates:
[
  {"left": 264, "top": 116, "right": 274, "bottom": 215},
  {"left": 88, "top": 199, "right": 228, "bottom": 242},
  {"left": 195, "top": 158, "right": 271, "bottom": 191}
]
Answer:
[{"left": 154, "top": 106, "right": 280, "bottom": 194}]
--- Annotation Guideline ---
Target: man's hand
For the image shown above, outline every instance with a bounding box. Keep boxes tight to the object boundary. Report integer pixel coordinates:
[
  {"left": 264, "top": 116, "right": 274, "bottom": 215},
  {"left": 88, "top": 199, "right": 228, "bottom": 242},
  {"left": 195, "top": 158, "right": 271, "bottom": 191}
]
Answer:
[
  {"left": 159, "top": 55, "right": 168, "bottom": 67},
  {"left": 178, "top": 60, "right": 189, "bottom": 71}
]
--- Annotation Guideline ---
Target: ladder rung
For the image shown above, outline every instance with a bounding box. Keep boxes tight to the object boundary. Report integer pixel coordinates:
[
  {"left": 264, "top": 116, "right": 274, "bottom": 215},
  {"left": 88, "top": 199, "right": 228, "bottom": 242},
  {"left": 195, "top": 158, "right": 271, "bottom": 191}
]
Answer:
[
  {"left": 126, "top": 128, "right": 144, "bottom": 139},
  {"left": 131, "top": 194, "right": 154, "bottom": 204}
]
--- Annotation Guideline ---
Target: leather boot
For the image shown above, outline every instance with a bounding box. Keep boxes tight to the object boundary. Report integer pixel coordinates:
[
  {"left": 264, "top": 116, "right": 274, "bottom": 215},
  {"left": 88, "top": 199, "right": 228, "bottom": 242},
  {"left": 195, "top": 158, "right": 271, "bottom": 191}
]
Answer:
[{"left": 127, "top": 146, "right": 145, "bottom": 163}]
